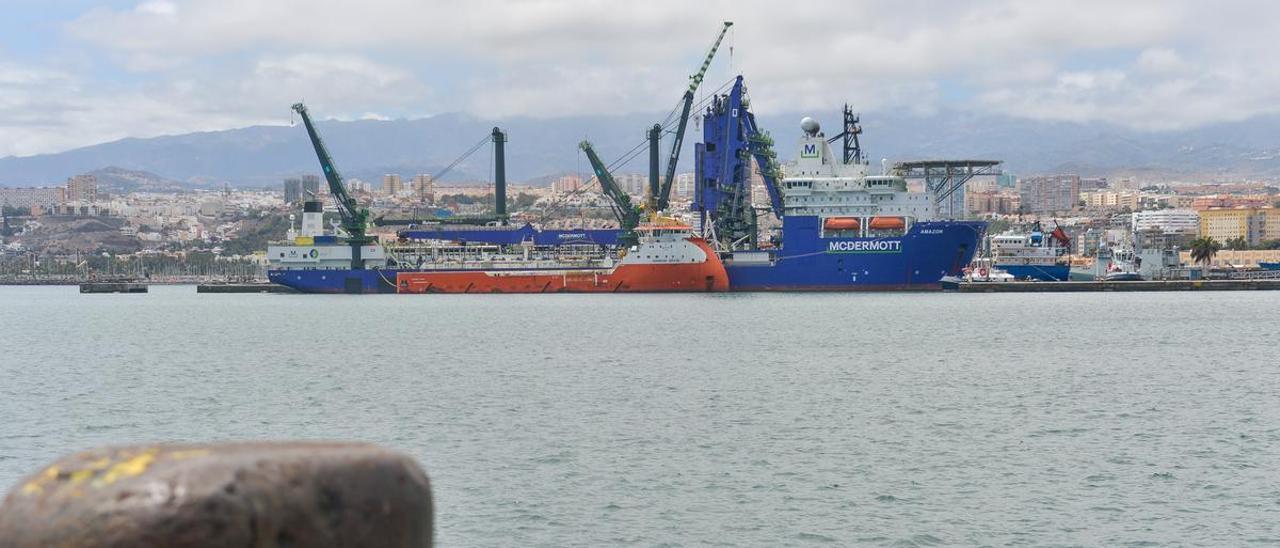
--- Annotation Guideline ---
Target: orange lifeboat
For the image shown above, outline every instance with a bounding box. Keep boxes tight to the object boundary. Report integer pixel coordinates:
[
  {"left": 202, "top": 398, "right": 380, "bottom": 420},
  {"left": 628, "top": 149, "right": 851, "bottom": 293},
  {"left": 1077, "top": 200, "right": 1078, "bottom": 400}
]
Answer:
[
  {"left": 868, "top": 216, "right": 905, "bottom": 230},
  {"left": 823, "top": 217, "right": 860, "bottom": 230}
]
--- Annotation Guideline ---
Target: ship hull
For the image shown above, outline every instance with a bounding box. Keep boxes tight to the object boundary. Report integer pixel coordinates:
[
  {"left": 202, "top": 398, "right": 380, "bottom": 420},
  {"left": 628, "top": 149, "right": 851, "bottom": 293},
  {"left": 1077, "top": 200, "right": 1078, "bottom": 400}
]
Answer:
[
  {"left": 267, "top": 238, "right": 730, "bottom": 294},
  {"left": 725, "top": 220, "right": 985, "bottom": 291},
  {"left": 996, "top": 264, "right": 1071, "bottom": 282},
  {"left": 397, "top": 260, "right": 727, "bottom": 293}
]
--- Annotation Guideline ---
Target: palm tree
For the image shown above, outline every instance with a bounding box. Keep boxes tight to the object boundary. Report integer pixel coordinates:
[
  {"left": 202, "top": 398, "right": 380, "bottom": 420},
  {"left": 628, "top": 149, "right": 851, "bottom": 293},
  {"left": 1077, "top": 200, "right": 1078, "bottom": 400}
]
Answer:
[{"left": 1189, "top": 236, "right": 1221, "bottom": 270}]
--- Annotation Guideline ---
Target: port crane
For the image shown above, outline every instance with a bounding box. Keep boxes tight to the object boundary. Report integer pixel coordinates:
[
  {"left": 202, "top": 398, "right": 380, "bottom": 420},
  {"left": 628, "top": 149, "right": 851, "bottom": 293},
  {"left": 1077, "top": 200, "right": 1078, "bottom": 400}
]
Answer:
[
  {"left": 655, "top": 20, "right": 733, "bottom": 212},
  {"left": 569, "top": 23, "right": 731, "bottom": 247},
  {"left": 291, "top": 102, "right": 373, "bottom": 268},
  {"left": 579, "top": 140, "right": 641, "bottom": 247}
]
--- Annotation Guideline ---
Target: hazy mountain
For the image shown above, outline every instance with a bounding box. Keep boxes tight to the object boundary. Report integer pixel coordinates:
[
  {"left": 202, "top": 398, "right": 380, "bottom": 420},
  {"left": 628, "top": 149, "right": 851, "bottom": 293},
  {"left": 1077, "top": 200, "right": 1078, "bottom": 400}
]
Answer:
[
  {"left": 3, "top": 110, "right": 1279, "bottom": 188},
  {"left": 88, "top": 166, "right": 190, "bottom": 194}
]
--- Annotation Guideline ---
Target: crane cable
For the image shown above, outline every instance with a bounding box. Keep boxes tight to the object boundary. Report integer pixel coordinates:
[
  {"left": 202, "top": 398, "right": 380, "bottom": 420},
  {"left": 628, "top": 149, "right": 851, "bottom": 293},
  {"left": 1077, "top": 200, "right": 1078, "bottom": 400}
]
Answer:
[
  {"left": 536, "top": 76, "right": 737, "bottom": 225},
  {"left": 430, "top": 133, "right": 492, "bottom": 183}
]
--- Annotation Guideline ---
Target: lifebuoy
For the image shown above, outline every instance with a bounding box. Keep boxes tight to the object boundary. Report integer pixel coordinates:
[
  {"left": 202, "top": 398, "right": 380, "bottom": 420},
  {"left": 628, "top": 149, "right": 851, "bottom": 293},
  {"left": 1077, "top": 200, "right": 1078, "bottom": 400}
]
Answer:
[{"left": 978, "top": 267, "right": 988, "bottom": 277}]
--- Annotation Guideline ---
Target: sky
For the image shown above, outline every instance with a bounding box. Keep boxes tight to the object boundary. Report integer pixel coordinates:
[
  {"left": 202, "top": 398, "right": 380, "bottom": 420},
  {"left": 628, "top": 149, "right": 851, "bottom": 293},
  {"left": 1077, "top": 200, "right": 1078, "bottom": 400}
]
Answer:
[{"left": 2, "top": 0, "right": 1279, "bottom": 158}]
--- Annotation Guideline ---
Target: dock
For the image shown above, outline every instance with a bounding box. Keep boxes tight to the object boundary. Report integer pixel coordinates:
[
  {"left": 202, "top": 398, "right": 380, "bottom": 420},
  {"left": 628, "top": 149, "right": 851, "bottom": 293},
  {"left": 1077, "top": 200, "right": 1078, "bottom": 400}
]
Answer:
[
  {"left": 945, "top": 279, "right": 1280, "bottom": 292},
  {"left": 196, "top": 283, "right": 295, "bottom": 294},
  {"left": 79, "top": 282, "right": 147, "bottom": 294}
]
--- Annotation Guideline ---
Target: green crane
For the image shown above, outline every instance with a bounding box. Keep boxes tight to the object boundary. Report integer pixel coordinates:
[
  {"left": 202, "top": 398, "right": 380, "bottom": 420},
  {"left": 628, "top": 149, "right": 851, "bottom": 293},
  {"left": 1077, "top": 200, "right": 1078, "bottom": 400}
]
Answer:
[
  {"left": 291, "top": 102, "right": 373, "bottom": 269},
  {"left": 292, "top": 102, "right": 371, "bottom": 242},
  {"left": 579, "top": 140, "right": 641, "bottom": 247},
  {"left": 655, "top": 21, "right": 732, "bottom": 211}
]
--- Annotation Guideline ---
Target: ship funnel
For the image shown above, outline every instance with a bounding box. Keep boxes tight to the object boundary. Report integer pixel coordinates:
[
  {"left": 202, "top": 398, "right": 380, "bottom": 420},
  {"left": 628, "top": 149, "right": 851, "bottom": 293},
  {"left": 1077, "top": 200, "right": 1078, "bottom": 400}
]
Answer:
[{"left": 301, "top": 200, "right": 324, "bottom": 237}]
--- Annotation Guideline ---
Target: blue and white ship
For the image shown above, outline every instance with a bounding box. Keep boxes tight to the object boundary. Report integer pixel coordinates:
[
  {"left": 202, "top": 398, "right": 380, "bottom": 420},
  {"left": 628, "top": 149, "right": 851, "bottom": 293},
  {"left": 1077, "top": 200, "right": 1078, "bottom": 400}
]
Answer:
[
  {"left": 693, "top": 76, "right": 986, "bottom": 290},
  {"left": 989, "top": 223, "right": 1073, "bottom": 281}
]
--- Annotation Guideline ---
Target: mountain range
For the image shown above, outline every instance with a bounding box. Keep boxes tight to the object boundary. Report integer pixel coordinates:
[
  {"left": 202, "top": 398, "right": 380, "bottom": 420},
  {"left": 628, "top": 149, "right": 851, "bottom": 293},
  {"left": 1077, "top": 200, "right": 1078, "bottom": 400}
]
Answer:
[{"left": 3, "top": 109, "right": 1279, "bottom": 188}]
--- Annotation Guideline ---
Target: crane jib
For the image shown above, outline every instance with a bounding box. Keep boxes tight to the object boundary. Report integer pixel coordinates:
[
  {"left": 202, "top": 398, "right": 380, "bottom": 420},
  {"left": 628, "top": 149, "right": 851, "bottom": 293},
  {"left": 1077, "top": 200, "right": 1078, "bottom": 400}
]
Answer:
[{"left": 657, "top": 21, "right": 732, "bottom": 211}]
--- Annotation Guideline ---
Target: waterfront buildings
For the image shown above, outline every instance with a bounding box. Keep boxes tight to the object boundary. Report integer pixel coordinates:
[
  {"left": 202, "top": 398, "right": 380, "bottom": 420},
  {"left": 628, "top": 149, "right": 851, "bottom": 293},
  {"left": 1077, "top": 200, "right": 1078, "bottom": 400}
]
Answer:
[
  {"left": 411, "top": 174, "right": 434, "bottom": 203},
  {"left": 967, "top": 189, "right": 1021, "bottom": 215},
  {"left": 65, "top": 175, "right": 97, "bottom": 203},
  {"left": 1082, "top": 190, "right": 1140, "bottom": 211},
  {"left": 1191, "top": 194, "right": 1272, "bottom": 210},
  {"left": 1198, "top": 207, "right": 1280, "bottom": 246},
  {"left": 1132, "top": 209, "right": 1199, "bottom": 235},
  {"left": 1079, "top": 177, "right": 1109, "bottom": 192},
  {"left": 1018, "top": 175, "right": 1080, "bottom": 213},
  {"left": 1179, "top": 249, "right": 1280, "bottom": 268},
  {"left": 383, "top": 174, "right": 403, "bottom": 197},
  {"left": 301, "top": 175, "right": 321, "bottom": 200},
  {"left": 283, "top": 178, "right": 302, "bottom": 204},
  {"left": 551, "top": 175, "right": 584, "bottom": 195},
  {"left": 0, "top": 187, "right": 65, "bottom": 210}
]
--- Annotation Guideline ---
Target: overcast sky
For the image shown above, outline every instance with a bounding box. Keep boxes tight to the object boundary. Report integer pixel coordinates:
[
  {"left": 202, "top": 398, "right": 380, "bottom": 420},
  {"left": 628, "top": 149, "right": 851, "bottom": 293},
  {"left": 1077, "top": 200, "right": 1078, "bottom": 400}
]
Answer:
[{"left": 2, "top": 0, "right": 1278, "bottom": 158}]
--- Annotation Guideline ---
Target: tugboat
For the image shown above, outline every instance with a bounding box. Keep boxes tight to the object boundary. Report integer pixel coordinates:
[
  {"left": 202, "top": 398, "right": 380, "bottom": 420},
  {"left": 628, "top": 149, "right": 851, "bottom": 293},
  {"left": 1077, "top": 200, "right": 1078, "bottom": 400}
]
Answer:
[{"left": 1102, "top": 244, "right": 1143, "bottom": 281}]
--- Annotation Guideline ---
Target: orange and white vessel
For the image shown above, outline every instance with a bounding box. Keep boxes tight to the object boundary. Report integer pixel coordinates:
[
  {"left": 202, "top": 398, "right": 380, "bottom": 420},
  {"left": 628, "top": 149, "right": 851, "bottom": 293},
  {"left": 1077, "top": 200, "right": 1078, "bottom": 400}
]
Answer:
[
  {"left": 269, "top": 212, "right": 728, "bottom": 294},
  {"left": 392, "top": 222, "right": 727, "bottom": 294}
]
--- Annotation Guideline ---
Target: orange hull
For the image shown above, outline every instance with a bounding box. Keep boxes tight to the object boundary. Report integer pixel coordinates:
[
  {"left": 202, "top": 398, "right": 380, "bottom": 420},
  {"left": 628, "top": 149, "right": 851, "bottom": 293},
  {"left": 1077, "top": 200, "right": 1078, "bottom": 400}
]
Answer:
[
  {"left": 397, "top": 262, "right": 727, "bottom": 293},
  {"left": 396, "top": 238, "right": 728, "bottom": 294}
]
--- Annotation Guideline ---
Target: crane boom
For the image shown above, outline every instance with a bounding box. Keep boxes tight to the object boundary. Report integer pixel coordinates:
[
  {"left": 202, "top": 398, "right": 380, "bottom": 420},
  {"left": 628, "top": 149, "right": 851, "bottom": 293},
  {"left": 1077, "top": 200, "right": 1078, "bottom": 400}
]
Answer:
[
  {"left": 291, "top": 102, "right": 370, "bottom": 243},
  {"left": 656, "top": 21, "right": 732, "bottom": 211},
  {"left": 579, "top": 140, "right": 640, "bottom": 246}
]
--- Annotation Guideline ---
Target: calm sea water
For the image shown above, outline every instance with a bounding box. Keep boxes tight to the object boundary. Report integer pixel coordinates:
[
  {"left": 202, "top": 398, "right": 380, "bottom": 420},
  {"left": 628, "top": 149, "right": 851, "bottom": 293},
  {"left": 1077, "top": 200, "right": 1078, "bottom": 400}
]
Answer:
[{"left": 1, "top": 285, "right": 1277, "bottom": 546}]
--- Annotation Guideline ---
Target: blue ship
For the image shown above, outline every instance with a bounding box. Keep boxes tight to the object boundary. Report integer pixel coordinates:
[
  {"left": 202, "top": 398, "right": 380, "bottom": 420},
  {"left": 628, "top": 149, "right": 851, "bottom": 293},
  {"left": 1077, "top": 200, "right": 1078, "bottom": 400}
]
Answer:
[
  {"left": 988, "top": 224, "right": 1073, "bottom": 282},
  {"left": 692, "top": 76, "right": 985, "bottom": 290}
]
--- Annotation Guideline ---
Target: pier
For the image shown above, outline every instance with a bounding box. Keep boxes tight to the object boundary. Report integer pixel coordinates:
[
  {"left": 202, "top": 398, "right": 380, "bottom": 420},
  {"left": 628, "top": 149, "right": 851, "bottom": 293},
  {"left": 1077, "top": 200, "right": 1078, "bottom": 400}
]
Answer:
[
  {"left": 79, "top": 282, "right": 147, "bottom": 294},
  {"left": 945, "top": 279, "right": 1280, "bottom": 292},
  {"left": 195, "top": 283, "right": 294, "bottom": 294}
]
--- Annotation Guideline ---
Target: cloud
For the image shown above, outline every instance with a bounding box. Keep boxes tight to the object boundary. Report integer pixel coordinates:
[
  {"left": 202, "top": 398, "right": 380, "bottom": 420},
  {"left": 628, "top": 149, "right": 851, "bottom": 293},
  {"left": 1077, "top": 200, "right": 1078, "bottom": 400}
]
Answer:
[
  {"left": 0, "top": 52, "right": 430, "bottom": 158},
  {"left": 0, "top": 0, "right": 1276, "bottom": 157}
]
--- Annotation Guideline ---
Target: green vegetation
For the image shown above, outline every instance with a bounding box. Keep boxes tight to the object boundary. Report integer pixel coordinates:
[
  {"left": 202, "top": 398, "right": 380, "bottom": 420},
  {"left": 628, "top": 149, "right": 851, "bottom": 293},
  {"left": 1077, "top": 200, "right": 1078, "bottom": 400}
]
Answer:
[
  {"left": 1224, "top": 236, "right": 1250, "bottom": 250},
  {"left": 511, "top": 192, "right": 539, "bottom": 211},
  {"left": 1189, "top": 236, "right": 1221, "bottom": 268},
  {"left": 986, "top": 217, "right": 1012, "bottom": 235},
  {"left": 219, "top": 215, "right": 291, "bottom": 256},
  {"left": 2, "top": 206, "right": 32, "bottom": 216}
]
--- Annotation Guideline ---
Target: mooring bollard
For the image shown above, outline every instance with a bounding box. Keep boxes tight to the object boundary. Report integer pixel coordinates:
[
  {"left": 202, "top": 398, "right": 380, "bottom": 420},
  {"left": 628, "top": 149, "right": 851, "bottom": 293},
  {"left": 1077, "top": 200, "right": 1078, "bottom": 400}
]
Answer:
[{"left": 0, "top": 441, "right": 432, "bottom": 547}]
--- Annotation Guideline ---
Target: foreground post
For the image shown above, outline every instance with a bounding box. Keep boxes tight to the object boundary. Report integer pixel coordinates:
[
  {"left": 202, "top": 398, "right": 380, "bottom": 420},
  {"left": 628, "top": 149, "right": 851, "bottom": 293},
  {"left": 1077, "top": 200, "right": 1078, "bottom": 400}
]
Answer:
[{"left": 0, "top": 441, "right": 432, "bottom": 547}]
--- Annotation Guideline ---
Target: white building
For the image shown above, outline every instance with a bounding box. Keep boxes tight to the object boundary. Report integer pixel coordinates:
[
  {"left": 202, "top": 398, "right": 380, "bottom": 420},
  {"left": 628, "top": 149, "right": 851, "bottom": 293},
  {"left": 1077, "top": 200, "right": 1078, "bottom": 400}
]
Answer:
[{"left": 1132, "top": 209, "right": 1199, "bottom": 235}]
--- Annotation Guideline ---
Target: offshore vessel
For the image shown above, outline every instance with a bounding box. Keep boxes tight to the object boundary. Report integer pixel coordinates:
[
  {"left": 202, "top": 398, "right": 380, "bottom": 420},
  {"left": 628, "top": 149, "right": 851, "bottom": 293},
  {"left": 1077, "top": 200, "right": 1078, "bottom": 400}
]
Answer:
[
  {"left": 268, "top": 215, "right": 727, "bottom": 294},
  {"left": 693, "top": 76, "right": 986, "bottom": 290},
  {"left": 989, "top": 222, "right": 1073, "bottom": 281}
]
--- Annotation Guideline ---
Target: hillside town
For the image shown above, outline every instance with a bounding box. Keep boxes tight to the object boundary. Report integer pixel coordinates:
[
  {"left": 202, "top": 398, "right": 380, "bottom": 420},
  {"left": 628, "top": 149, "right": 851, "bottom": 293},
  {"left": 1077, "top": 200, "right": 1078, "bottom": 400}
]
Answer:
[{"left": 2, "top": 167, "right": 1279, "bottom": 283}]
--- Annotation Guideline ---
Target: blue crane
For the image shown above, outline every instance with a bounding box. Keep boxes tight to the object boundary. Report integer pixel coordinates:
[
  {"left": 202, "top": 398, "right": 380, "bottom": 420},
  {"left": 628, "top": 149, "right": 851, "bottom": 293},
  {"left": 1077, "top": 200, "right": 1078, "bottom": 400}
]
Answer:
[{"left": 695, "top": 76, "right": 785, "bottom": 249}]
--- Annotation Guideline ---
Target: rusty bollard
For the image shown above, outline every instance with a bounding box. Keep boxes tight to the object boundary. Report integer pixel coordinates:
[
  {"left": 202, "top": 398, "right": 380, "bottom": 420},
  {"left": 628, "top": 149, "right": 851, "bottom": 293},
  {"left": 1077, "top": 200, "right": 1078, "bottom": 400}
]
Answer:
[{"left": 0, "top": 441, "right": 432, "bottom": 548}]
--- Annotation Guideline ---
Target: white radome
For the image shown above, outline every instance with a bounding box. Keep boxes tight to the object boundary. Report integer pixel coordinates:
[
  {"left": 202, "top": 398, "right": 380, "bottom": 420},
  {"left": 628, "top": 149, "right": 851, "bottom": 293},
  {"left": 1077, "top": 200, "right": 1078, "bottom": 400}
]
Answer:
[{"left": 800, "top": 117, "right": 820, "bottom": 136}]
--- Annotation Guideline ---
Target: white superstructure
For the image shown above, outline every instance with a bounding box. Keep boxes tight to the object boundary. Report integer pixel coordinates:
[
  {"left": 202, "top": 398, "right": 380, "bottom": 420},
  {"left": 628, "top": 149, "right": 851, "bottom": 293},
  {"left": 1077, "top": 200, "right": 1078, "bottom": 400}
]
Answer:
[{"left": 780, "top": 118, "right": 936, "bottom": 221}]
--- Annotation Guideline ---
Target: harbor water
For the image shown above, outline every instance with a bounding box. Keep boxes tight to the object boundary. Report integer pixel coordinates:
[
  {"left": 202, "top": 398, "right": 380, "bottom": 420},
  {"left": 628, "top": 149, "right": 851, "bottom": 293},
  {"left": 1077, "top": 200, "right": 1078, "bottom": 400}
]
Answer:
[{"left": 1, "top": 286, "right": 1277, "bottom": 545}]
